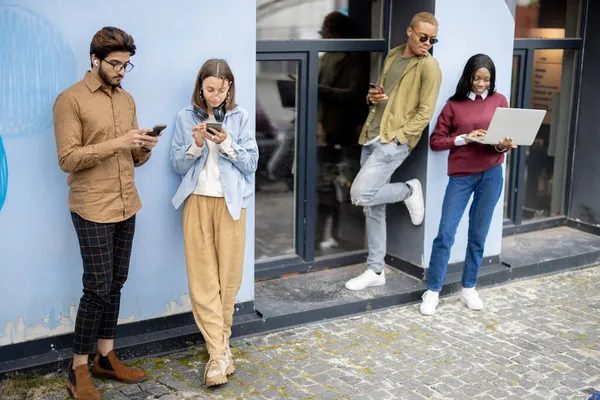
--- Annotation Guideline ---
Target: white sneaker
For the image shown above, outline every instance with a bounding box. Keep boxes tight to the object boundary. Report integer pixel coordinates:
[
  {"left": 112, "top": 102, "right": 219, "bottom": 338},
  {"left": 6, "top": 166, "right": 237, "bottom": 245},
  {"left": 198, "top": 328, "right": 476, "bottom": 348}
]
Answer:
[
  {"left": 460, "top": 287, "right": 483, "bottom": 310},
  {"left": 420, "top": 290, "right": 439, "bottom": 316},
  {"left": 404, "top": 179, "right": 424, "bottom": 225},
  {"left": 345, "top": 269, "right": 385, "bottom": 291}
]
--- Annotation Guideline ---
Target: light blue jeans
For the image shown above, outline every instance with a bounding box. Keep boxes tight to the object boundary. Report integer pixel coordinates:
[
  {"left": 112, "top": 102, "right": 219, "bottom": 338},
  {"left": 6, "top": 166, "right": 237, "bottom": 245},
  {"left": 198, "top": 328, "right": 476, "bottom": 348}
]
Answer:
[{"left": 350, "top": 141, "right": 412, "bottom": 273}]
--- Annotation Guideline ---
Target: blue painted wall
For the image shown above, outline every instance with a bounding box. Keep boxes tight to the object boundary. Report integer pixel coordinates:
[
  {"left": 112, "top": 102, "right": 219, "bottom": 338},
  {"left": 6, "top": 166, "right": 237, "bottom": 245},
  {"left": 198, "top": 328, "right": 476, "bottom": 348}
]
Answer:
[
  {"left": 0, "top": 0, "right": 256, "bottom": 345},
  {"left": 424, "top": 0, "right": 516, "bottom": 266}
]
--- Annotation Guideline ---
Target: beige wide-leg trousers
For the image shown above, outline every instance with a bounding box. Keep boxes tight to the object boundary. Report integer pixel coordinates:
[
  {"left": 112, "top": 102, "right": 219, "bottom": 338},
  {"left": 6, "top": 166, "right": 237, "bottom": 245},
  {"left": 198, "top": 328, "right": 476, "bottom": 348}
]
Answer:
[{"left": 183, "top": 195, "right": 246, "bottom": 356}]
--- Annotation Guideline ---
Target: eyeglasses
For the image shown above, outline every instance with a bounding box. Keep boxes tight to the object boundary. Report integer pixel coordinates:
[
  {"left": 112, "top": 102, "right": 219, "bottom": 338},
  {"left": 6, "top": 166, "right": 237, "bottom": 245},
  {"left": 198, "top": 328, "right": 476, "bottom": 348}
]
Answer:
[
  {"left": 102, "top": 59, "right": 134, "bottom": 73},
  {"left": 410, "top": 27, "right": 438, "bottom": 45}
]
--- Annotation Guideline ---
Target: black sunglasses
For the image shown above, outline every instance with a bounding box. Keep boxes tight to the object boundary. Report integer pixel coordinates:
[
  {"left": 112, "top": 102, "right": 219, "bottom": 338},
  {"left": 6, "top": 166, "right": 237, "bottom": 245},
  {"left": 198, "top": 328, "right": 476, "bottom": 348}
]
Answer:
[{"left": 410, "top": 27, "right": 438, "bottom": 45}]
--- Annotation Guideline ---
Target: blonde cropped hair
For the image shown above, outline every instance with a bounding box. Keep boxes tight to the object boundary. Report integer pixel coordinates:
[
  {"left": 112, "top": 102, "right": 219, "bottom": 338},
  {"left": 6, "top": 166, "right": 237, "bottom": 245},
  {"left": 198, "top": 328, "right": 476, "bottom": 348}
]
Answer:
[{"left": 410, "top": 12, "right": 439, "bottom": 27}]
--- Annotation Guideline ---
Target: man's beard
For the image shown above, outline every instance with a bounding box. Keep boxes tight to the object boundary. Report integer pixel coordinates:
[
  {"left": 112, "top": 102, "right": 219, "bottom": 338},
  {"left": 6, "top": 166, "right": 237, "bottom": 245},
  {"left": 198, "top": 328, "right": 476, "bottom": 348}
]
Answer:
[{"left": 98, "top": 65, "right": 121, "bottom": 88}]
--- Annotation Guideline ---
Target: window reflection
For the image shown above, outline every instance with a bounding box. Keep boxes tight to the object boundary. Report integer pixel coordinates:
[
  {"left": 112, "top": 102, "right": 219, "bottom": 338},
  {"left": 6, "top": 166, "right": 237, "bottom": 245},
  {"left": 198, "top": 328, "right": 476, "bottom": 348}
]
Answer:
[
  {"left": 257, "top": 0, "right": 383, "bottom": 40},
  {"left": 515, "top": 0, "right": 581, "bottom": 38},
  {"left": 255, "top": 61, "right": 298, "bottom": 261},
  {"left": 523, "top": 49, "right": 577, "bottom": 220}
]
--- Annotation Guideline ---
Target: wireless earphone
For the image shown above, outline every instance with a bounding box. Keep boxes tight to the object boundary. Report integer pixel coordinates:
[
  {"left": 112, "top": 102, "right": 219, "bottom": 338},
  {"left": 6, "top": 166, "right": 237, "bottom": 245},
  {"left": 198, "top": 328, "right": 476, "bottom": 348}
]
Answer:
[{"left": 94, "top": 60, "right": 99, "bottom": 67}]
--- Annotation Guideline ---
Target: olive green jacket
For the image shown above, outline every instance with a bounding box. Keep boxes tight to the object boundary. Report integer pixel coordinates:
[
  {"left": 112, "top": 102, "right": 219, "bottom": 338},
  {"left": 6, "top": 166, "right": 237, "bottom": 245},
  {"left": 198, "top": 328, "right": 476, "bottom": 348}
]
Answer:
[{"left": 358, "top": 45, "right": 442, "bottom": 150}]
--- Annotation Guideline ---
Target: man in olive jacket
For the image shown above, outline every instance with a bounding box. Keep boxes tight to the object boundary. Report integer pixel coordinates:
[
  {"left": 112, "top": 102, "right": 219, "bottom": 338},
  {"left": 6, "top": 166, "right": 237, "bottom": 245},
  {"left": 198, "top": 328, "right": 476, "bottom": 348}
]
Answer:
[{"left": 346, "top": 12, "right": 442, "bottom": 291}]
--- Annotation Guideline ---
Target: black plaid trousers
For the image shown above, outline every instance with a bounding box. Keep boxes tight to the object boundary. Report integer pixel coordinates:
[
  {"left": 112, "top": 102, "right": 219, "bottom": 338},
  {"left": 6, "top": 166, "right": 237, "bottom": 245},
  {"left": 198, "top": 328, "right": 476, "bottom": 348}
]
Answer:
[{"left": 71, "top": 212, "right": 136, "bottom": 355}]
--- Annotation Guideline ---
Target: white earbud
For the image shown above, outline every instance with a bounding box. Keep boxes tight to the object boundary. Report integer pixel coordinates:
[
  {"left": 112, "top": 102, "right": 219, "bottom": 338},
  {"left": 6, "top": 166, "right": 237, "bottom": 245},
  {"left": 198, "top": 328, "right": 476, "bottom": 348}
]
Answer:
[{"left": 94, "top": 60, "right": 99, "bottom": 67}]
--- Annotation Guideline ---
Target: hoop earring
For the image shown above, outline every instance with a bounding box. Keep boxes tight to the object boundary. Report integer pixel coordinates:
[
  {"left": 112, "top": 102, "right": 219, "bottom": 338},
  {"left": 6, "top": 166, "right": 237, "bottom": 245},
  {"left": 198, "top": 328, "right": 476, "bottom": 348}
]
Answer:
[{"left": 200, "top": 90, "right": 205, "bottom": 101}]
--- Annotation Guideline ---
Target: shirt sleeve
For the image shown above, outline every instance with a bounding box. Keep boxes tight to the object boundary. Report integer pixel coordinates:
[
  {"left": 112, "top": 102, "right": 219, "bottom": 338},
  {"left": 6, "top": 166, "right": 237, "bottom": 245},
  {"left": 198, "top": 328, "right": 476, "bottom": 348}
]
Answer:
[
  {"left": 429, "top": 103, "right": 458, "bottom": 151},
  {"left": 129, "top": 98, "right": 152, "bottom": 167},
  {"left": 219, "top": 136, "right": 238, "bottom": 160},
  {"left": 185, "top": 141, "right": 205, "bottom": 158},
  {"left": 53, "top": 92, "right": 116, "bottom": 173},
  {"left": 454, "top": 134, "right": 468, "bottom": 146}
]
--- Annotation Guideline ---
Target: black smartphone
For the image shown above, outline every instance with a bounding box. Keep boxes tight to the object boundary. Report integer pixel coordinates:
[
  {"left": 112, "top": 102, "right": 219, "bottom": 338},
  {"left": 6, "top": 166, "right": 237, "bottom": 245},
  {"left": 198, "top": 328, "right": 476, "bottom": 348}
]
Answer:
[
  {"left": 206, "top": 122, "right": 223, "bottom": 134},
  {"left": 370, "top": 83, "right": 383, "bottom": 93},
  {"left": 148, "top": 124, "right": 167, "bottom": 137}
]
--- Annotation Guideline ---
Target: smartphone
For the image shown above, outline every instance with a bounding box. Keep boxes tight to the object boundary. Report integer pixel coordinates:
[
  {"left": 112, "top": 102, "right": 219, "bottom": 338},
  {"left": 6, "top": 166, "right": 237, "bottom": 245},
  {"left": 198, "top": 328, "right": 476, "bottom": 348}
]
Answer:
[
  {"left": 148, "top": 124, "right": 167, "bottom": 137},
  {"left": 206, "top": 122, "right": 223, "bottom": 134},
  {"left": 369, "top": 83, "right": 383, "bottom": 93}
]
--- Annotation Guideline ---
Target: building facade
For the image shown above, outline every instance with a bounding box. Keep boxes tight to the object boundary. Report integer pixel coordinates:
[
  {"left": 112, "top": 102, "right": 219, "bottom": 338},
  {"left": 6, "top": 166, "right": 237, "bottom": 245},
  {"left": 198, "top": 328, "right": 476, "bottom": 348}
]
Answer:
[{"left": 1, "top": 0, "right": 598, "bottom": 374}]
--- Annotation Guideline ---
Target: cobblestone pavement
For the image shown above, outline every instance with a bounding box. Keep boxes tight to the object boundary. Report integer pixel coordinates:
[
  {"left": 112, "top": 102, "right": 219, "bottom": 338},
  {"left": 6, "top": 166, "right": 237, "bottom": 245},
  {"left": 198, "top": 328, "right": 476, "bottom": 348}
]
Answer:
[{"left": 5, "top": 266, "right": 600, "bottom": 400}]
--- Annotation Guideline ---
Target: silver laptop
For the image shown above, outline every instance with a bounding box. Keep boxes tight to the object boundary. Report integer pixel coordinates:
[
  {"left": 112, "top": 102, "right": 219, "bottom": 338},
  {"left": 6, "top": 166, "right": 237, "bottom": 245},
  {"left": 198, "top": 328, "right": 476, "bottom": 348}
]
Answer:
[{"left": 470, "top": 108, "right": 546, "bottom": 146}]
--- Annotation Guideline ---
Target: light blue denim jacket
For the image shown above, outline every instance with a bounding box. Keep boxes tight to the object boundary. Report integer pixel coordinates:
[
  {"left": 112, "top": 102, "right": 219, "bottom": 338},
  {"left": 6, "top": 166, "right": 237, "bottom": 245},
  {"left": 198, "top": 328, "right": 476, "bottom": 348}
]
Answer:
[{"left": 170, "top": 105, "right": 258, "bottom": 220}]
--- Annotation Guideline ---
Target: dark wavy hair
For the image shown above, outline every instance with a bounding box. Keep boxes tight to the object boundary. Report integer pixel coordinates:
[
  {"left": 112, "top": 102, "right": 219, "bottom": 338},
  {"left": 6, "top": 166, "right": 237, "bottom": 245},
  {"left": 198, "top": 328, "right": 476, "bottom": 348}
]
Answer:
[
  {"left": 449, "top": 54, "right": 496, "bottom": 101},
  {"left": 89, "top": 26, "right": 136, "bottom": 68}
]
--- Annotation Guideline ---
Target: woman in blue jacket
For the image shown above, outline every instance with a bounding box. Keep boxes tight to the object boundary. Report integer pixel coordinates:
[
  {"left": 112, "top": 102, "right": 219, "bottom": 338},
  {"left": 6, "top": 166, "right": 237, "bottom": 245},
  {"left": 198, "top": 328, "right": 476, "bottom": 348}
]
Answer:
[{"left": 170, "top": 59, "right": 258, "bottom": 387}]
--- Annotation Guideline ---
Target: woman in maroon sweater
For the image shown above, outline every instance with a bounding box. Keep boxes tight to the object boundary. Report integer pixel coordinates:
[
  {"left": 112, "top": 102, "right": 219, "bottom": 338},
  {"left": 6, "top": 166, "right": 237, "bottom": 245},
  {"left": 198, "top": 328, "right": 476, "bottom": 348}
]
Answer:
[{"left": 420, "top": 54, "right": 516, "bottom": 316}]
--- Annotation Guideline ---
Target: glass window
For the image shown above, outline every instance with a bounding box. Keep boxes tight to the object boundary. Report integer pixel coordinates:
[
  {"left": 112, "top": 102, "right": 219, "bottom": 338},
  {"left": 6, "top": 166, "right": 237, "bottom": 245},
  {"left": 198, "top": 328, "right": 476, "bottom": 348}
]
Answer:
[
  {"left": 523, "top": 49, "right": 577, "bottom": 220},
  {"left": 504, "top": 55, "right": 521, "bottom": 220},
  {"left": 257, "top": 0, "right": 383, "bottom": 40},
  {"left": 255, "top": 60, "right": 298, "bottom": 261},
  {"left": 515, "top": 0, "right": 581, "bottom": 38},
  {"left": 315, "top": 52, "right": 382, "bottom": 257}
]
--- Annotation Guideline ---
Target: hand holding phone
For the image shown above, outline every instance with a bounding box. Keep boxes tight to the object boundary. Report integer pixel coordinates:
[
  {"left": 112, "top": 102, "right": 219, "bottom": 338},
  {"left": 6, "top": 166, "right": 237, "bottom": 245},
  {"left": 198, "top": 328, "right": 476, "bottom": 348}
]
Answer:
[
  {"left": 368, "top": 83, "right": 388, "bottom": 104},
  {"left": 369, "top": 83, "right": 384, "bottom": 93},
  {"left": 148, "top": 124, "right": 167, "bottom": 137}
]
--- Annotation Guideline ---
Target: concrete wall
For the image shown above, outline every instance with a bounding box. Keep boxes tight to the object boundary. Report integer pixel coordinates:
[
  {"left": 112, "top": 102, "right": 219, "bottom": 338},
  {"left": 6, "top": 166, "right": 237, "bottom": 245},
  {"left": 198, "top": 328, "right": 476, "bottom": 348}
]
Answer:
[
  {"left": 0, "top": 0, "right": 256, "bottom": 345},
  {"left": 423, "top": 0, "right": 516, "bottom": 267}
]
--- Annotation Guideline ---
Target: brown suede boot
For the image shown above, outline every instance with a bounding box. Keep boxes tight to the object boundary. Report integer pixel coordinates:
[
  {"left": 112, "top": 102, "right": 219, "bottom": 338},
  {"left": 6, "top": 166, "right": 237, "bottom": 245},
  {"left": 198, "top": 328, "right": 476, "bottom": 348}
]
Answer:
[
  {"left": 91, "top": 350, "right": 148, "bottom": 383},
  {"left": 66, "top": 361, "right": 101, "bottom": 400}
]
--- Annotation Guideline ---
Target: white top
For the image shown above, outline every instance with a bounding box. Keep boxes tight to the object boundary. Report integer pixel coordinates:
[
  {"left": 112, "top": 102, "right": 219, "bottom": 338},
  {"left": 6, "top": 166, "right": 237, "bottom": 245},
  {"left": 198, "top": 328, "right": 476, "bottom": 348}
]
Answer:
[{"left": 184, "top": 115, "right": 238, "bottom": 197}]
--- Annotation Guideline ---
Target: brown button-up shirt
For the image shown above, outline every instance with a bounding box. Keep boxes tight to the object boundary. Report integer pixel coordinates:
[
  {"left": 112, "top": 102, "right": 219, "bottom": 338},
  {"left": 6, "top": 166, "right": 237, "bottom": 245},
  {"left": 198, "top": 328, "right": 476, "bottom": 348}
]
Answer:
[{"left": 53, "top": 71, "right": 151, "bottom": 223}]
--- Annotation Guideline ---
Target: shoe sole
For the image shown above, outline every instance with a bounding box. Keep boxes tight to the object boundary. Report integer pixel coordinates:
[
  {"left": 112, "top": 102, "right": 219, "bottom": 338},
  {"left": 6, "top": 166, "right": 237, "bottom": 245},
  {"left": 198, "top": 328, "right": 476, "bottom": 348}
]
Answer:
[
  {"left": 205, "top": 374, "right": 228, "bottom": 387},
  {"left": 66, "top": 381, "right": 101, "bottom": 399},
  {"left": 66, "top": 382, "right": 75, "bottom": 398},
  {"left": 460, "top": 296, "right": 483, "bottom": 311},
  {"left": 419, "top": 308, "right": 436, "bottom": 316},
  {"left": 91, "top": 372, "right": 148, "bottom": 384},
  {"left": 345, "top": 280, "right": 386, "bottom": 291}
]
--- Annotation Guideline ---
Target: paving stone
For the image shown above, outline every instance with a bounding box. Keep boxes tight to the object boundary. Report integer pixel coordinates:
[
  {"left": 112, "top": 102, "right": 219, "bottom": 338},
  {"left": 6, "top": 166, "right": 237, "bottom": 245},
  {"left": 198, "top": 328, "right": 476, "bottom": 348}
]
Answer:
[
  {"left": 139, "top": 380, "right": 171, "bottom": 397},
  {"left": 101, "top": 389, "right": 130, "bottom": 400},
  {"left": 12, "top": 266, "right": 600, "bottom": 400}
]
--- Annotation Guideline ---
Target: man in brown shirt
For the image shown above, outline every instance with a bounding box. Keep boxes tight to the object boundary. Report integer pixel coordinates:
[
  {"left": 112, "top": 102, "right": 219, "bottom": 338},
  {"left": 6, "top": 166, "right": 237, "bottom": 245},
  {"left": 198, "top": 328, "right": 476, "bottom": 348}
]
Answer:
[{"left": 53, "top": 26, "right": 160, "bottom": 400}]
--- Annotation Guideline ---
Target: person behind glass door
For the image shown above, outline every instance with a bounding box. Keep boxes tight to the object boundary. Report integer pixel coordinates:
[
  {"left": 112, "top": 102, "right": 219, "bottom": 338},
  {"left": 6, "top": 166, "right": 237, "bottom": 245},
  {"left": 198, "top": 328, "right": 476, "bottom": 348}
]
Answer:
[
  {"left": 344, "top": 12, "right": 442, "bottom": 291},
  {"left": 420, "top": 54, "right": 516, "bottom": 316},
  {"left": 316, "top": 11, "right": 369, "bottom": 251},
  {"left": 170, "top": 59, "right": 258, "bottom": 387}
]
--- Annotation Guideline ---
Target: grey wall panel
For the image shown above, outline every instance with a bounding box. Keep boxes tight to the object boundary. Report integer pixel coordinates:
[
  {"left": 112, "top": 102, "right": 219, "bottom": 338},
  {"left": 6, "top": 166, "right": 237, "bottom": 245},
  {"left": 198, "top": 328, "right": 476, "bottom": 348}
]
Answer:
[
  {"left": 569, "top": 1, "right": 600, "bottom": 224},
  {"left": 385, "top": 0, "right": 435, "bottom": 267}
]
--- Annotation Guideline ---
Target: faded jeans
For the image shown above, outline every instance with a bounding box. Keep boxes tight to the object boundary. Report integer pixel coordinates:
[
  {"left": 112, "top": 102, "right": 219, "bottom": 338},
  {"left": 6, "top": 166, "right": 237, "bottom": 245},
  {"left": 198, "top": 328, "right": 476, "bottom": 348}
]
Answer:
[{"left": 350, "top": 141, "right": 412, "bottom": 273}]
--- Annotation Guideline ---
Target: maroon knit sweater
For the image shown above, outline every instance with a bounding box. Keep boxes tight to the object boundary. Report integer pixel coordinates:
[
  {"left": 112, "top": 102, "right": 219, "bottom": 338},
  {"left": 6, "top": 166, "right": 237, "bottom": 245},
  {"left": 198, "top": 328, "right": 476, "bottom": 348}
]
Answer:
[{"left": 430, "top": 92, "right": 509, "bottom": 176}]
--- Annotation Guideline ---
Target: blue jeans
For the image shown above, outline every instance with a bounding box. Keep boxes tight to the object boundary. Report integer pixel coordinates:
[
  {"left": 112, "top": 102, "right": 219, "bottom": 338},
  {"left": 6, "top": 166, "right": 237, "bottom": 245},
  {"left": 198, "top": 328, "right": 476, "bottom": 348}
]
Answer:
[
  {"left": 350, "top": 141, "right": 412, "bottom": 273},
  {"left": 427, "top": 164, "right": 503, "bottom": 291}
]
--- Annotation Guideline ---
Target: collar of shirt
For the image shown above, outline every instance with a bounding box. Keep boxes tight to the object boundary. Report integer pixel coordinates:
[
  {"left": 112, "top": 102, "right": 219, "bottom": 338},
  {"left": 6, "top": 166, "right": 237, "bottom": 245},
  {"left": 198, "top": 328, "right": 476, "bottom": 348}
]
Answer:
[
  {"left": 84, "top": 71, "right": 121, "bottom": 94},
  {"left": 468, "top": 90, "right": 489, "bottom": 101}
]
